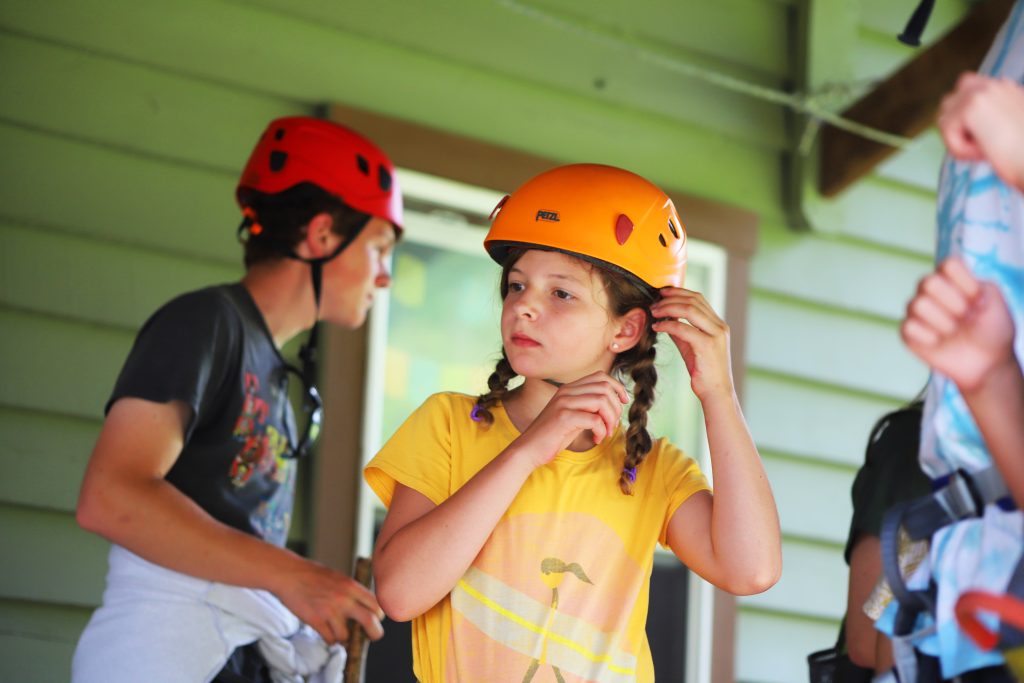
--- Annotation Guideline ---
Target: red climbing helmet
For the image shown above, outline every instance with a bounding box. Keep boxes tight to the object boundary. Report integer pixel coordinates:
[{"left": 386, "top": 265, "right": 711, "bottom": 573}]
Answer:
[
  {"left": 484, "top": 163, "right": 686, "bottom": 289},
  {"left": 237, "top": 116, "right": 403, "bottom": 231}
]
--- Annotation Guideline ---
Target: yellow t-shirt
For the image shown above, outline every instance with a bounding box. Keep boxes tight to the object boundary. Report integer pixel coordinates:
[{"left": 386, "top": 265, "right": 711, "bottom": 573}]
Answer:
[{"left": 364, "top": 392, "right": 710, "bottom": 683}]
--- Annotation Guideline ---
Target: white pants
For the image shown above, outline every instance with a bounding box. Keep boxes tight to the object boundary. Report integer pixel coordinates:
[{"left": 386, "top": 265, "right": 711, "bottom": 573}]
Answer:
[{"left": 72, "top": 545, "right": 345, "bottom": 683}]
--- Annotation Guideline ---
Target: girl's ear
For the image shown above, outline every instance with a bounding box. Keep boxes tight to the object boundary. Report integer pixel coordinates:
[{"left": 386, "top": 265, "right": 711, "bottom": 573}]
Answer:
[
  {"left": 299, "top": 212, "right": 336, "bottom": 258},
  {"left": 611, "top": 307, "right": 647, "bottom": 353}
]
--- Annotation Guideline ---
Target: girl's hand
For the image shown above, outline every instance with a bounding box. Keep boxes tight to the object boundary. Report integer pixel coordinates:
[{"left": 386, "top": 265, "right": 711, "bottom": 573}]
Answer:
[
  {"left": 938, "top": 72, "right": 1024, "bottom": 190},
  {"left": 516, "top": 372, "right": 628, "bottom": 467},
  {"left": 901, "top": 258, "right": 1016, "bottom": 394},
  {"left": 651, "top": 288, "right": 734, "bottom": 401}
]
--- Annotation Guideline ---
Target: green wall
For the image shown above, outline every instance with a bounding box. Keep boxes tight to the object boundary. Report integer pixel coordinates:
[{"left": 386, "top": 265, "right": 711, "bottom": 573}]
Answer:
[{"left": 0, "top": 0, "right": 970, "bottom": 680}]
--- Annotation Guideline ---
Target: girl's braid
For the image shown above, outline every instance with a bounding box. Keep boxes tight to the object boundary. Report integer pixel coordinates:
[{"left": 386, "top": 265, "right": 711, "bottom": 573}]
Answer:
[
  {"left": 615, "top": 317, "right": 658, "bottom": 495},
  {"left": 472, "top": 353, "right": 517, "bottom": 425}
]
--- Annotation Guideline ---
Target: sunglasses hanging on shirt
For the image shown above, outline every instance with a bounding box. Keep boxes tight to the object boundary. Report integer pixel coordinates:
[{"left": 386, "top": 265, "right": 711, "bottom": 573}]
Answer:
[{"left": 282, "top": 361, "right": 323, "bottom": 460}]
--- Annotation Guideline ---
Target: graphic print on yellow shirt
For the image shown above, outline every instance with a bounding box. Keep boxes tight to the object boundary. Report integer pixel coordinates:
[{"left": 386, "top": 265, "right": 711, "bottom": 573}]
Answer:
[
  {"left": 365, "top": 392, "right": 709, "bottom": 683},
  {"left": 449, "top": 512, "right": 645, "bottom": 682}
]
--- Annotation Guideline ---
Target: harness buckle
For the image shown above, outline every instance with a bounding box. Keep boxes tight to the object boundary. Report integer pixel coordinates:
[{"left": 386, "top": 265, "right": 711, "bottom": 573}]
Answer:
[{"left": 935, "top": 468, "right": 985, "bottom": 522}]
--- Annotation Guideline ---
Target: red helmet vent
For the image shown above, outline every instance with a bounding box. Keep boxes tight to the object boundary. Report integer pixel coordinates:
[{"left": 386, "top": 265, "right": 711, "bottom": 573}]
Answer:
[
  {"left": 615, "top": 214, "right": 634, "bottom": 245},
  {"left": 269, "top": 151, "right": 287, "bottom": 172}
]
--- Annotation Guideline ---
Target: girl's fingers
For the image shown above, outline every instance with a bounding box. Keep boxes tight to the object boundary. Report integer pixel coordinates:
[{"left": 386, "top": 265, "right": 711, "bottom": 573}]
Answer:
[
  {"left": 653, "top": 317, "right": 700, "bottom": 341},
  {"left": 651, "top": 318, "right": 718, "bottom": 355},
  {"left": 578, "top": 397, "right": 618, "bottom": 440},
  {"left": 564, "top": 372, "right": 628, "bottom": 403},
  {"left": 902, "top": 317, "right": 940, "bottom": 349},
  {"left": 567, "top": 402, "right": 611, "bottom": 444},
  {"left": 920, "top": 270, "right": 972, "bottom": 318},
  {"left": 652, "top": 290, "right": 726, "bottom": 336},
  {"left": 907, "top": 292, "right": 960, "bottom": 337},
  {"left": 555, "top": 388, "right": 623, "bottom": 438},
  {"left": 940, "top": 122, "right": 984, "bottom": 161},
  {"left": 650, "top": 304, "right": 723, "bottom": 337},
  {"left": 938, "top": 258, "right": 981, "bottom": 300}
]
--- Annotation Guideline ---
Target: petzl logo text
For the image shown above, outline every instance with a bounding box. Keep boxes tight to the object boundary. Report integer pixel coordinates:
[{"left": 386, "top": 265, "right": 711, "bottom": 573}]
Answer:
[{"left": 536, "top": 210, "right": 560, "bottom": 222}]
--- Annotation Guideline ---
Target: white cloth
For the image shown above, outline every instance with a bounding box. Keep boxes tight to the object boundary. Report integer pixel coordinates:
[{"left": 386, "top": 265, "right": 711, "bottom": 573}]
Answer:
[{"left": 72, "top": 545, "right": 345, "bottom": 683}]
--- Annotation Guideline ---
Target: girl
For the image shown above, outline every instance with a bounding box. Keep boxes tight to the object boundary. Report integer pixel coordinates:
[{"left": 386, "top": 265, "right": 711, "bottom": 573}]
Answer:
[{"left": 365, "top": 163, "right": 781, "bottom": 682}]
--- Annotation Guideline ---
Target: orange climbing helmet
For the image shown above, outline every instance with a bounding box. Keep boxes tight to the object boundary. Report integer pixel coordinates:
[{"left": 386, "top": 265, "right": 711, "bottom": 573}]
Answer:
[
  {"left": 484, "top": 163, "right": 686, "bottom": 289},
  {"left": 237, "top": 116, "right": 403, "bottom": 230}
]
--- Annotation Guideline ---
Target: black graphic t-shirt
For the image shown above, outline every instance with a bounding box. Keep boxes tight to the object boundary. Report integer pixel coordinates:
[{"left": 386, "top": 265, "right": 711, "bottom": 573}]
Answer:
[{"left": 108, "top": 284, "right": 298, "bottom": 546}]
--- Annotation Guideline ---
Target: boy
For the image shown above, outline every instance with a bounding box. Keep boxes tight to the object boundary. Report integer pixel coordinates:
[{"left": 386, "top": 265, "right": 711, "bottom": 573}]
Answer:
[{"left": 72, "top": 117, "right": 402, "bottom": 682}]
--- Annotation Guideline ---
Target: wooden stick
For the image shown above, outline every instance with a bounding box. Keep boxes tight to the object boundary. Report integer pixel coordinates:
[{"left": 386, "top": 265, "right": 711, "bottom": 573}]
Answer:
[{"left": 343, "top": 556, "right": 374, "bottom": 683}]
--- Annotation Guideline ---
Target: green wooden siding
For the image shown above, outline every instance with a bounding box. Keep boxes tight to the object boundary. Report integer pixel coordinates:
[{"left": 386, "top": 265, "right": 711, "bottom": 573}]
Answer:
[
  {"left": 0, "top": 0, "right": 970, "bottom": 680},
  {"left": 733, "top": 1, "right": 967, "bottom": 679}
]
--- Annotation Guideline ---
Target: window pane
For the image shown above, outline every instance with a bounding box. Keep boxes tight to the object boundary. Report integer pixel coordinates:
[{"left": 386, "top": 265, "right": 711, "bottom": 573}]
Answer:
[{"left": 379, "top": 239, "right": 502, "bottom": 442}]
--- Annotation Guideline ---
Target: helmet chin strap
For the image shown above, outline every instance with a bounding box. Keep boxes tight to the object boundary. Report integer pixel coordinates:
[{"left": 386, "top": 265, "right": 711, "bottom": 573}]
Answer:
[
  {"left": 297, "top": 256, "right": 328, "bottom": 387},
  {"left": 289, "top": 225, "right": 362, "bottom": 387}
]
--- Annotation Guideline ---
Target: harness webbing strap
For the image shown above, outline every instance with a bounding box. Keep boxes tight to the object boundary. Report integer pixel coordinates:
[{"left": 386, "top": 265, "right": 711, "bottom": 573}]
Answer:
[
  {"left": 881, "top": 500, "right": 934, "bottom": 627},
  {"left": 901, "top": 467, "right": 1011, "bottom": 542},
  {"left": 880, "top": 466, "right": 1014, "bottom": 638}
]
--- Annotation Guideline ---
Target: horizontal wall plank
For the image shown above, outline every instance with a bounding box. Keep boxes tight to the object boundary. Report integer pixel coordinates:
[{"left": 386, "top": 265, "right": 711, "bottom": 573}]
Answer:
[
  {"left": 0, "top": 0, "right": 784, "bottom": 217},
  {"left": 806, "top": 176, "right": 937, "bottom": 256},
  {"left": 0, "top": 220, "right": 240, "bottom": 330},
  {"left": 739, "top": 538, "right": 847, "bottom": 620},
  {"left": 874, "top": 130, "right": 945, "bottom": 192},
  {"left": 0, "top": 597, "right": 91, "bottom": 642},
  {"left": 747, "top": 295, "right": 929, "bottom": 399},
  {"left": 765, "top": 455, "right": 855, "bottom": 545},
  {"left": 0, "top": 31, "right": 300, "bottom": 172},
  {"left": 248, "top": 0, "right": 789, "bottom": 149},
  {"left": 0, "top": 597, "right": 91, "bottom": 682},
  {"left": 0, "top": 122, "right": 239, "bottom": 262},
  {"left": 0, "top": 634, "right": 77, "bottom": 682},
  {"left": 0, "top": 505, "right": 108, "bottom": 607},
  {"left": 735, "top": 608, "right": 839, "bottom": 683},
  {"left": 851, "top": 27, "right": 918, "bottom": 83},
  {"left": 746, "top": 372, "right": 903, "bottom": 466},
  {"left": 0, "top": 308, "right": 131, "bottom": 419},
  {"left": 0, "top": 408, "right": 97, "bottom": 513},
  {"left": 752, "top": 223, "right": 931, "bottom": 320}
]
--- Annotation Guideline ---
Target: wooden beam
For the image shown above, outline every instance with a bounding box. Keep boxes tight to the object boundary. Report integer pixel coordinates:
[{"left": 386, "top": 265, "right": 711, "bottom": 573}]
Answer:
[{"left": 819, "top": 0, "right": 1014, "bottom": 197}]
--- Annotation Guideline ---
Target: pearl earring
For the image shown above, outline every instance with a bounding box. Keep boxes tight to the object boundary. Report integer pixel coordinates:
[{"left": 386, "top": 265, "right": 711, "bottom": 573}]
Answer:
[{"left": 611, "top": 343, "right": 620, "bottom": 350}]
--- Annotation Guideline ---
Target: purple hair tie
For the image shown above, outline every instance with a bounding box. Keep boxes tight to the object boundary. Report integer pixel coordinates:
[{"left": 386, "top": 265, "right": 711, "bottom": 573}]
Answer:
[
  {"left": 623, "top": 466, "right": 637, "bottom": 483},
  {"left": 470, "top": 404, "right": 483, "bottom": 422}
]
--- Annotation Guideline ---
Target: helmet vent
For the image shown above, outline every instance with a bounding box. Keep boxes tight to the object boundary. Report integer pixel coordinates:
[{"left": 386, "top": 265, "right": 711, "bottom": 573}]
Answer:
[
  {"left": 269, "top": 150, "right": 287, "bottom": 172},
  {"left": 489, "top": 195, "right": 510, "bottom": 221},
  {"left": 668, "top": 219, "right": 679, "bottom": 239},
  {"left": 615, "top": 214, "right": 634, "bottom": 245},
  {"left": 356, "top": 154, "right": 370, "bottom": 175},
  {"left": 378, "top": 166, "right": 393, "bottom": 192},
  {"left": 658, "top": 234, "right": 667, "bottom": 247},
  {"left": 274, "top": 128, "right": 286, "bottom": 141}
]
